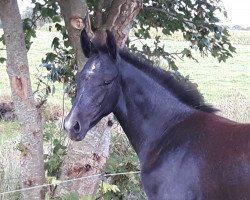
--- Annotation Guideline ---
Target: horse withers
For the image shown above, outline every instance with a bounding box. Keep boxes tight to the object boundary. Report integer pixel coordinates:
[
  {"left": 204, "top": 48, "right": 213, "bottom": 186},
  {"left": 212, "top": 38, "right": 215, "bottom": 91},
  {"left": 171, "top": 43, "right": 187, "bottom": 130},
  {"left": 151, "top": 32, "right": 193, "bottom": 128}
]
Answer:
[{"left": 64, "top": 29, "right": 250, "bottom": 200}]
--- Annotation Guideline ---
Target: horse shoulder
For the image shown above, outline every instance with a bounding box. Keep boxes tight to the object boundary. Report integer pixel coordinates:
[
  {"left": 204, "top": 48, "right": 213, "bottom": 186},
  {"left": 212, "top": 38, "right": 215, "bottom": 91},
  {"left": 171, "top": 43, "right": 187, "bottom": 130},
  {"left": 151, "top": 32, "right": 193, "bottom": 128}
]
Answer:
[
  {"left": 141, "top": 143, "right": 202, "bottom": 199},
  {"left": 140, "top": 114, "right": 205, "bottom": 199}
]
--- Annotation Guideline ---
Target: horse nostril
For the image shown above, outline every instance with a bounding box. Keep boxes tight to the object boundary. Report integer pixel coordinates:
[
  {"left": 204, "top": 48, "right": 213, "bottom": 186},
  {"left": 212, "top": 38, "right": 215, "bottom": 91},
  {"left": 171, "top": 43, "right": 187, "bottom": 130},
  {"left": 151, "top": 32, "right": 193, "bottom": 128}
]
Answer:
[{"left": 73, "top": 121, "right": 81, "bottom": 133}]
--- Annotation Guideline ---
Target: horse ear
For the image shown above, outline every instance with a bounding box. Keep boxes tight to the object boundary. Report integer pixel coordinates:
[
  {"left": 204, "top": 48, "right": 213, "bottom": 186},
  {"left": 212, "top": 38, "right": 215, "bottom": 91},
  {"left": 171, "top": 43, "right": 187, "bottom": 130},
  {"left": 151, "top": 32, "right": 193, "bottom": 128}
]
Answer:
[
  {"left": 106, "top": 30, "right": 117, "bottom": 60},
  {"left": 80, "top": 29, "right": 94, "bottom": 58}
]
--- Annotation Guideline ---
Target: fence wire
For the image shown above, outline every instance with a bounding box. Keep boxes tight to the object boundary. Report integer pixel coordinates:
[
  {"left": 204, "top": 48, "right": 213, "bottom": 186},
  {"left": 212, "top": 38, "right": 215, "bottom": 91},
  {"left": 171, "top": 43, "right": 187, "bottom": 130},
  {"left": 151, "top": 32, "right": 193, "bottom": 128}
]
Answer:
[{"left": 0, "top": 171, "right": 140, "bottom": 196}]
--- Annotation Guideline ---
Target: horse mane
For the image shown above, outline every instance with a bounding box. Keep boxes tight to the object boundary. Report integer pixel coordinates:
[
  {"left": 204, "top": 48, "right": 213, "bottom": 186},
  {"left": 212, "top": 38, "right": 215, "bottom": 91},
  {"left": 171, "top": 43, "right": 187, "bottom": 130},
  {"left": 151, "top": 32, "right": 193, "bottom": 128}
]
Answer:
[
  {"left": 95, "top": 45, "right": 217, "bottom": 113},
  {"left": 118, "top": 50, "right": 217, "bottom": 113}
]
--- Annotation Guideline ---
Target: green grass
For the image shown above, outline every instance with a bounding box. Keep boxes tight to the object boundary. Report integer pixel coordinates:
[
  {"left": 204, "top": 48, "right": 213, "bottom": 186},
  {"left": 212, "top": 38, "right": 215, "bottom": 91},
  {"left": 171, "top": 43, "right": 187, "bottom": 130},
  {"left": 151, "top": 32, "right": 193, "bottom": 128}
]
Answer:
[
  {"left": 0, "top": 121, "right": 21, "bottom": 200},
  {"left": 0, "top": 121, "right": 20, "bottom": 144},
  {"left": 131, "top": 29, "right": 250, "bottom": 45},
  {"left": 175, "top": 44, "right": 250, "bottom": 103}
]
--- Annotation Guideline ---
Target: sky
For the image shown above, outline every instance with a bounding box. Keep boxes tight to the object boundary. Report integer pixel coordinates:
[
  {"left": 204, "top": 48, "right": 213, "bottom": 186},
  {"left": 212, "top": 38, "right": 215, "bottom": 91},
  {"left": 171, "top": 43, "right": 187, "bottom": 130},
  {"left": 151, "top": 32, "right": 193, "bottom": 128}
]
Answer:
[
  {"left": 17, "top": 0, "right": 250, "bottom": 28},
  {"left": 222, "top": 0, "right": 250, "bottom": 27}
]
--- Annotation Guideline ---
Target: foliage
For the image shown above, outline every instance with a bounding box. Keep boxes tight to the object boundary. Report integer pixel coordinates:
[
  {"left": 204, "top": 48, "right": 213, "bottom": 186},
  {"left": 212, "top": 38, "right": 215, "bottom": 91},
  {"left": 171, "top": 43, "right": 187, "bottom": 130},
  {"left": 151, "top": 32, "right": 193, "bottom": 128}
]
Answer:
[
  {"left": 61, "top": 192, "right": 79, "bottom": 200},
  {"left": 25, "top": 0, "right": 77, "bottom": 99},
  {"left": 38, "top": 48, "right": 77, "bottom": 104},
  {"left": 43, "top": 122, "right": 68, "bottom": 178},
  {"left": 0, "top": 57, "right": 6, "bottom": 64},
  {"left": 86, "top": 0, "right": 236, "bottom": 68},
  {"left": 100, "top": 182, "right": 120, "bottom": 194},
  {"left": 130, "top": 0, "right": 234, "bottom": 68},
  {"left": 40, "top": 46, "right": 77, "bottom": 99},
  {"left": 56, "top": 192, "right": 95, "bottom": 200},
  {"left": 16, "top": 142, "right": 29, "bottom": 156},
  {"left": 101, "top": 133, "right": 147, "bottom": 199}
]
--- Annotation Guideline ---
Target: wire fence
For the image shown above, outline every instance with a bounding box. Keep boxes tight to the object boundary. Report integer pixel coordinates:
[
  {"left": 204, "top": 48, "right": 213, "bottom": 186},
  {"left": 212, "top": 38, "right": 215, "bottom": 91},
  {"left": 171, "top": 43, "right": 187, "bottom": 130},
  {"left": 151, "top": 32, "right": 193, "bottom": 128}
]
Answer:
[{"left": 0, "top": 170, "right": 141, "bottom": 197}]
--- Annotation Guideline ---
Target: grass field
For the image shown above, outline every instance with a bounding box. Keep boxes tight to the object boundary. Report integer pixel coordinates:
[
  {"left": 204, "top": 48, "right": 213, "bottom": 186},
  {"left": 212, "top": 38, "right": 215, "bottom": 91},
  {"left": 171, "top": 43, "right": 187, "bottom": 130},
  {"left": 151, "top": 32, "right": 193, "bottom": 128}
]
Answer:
[{"left": 0, "top": 29, "right": 250, "bottom": 198}]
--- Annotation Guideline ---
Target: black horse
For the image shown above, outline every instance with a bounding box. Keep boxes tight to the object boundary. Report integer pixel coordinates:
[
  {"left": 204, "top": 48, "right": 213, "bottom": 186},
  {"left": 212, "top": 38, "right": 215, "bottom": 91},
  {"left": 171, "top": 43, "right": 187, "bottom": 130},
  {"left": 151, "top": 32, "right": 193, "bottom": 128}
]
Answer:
[{"left": 64, "top": 30, "right": 250, "bottom": 200}]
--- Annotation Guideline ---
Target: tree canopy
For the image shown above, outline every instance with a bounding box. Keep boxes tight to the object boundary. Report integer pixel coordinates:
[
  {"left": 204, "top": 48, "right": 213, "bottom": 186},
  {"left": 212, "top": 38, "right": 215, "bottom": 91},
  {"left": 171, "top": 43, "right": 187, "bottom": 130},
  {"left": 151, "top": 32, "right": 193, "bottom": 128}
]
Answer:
[
  {"left": 134, "top": 0, "right": 235, "bottom": 66},
  {"left": 1, "top": 0, "right": 236, "bottom": 69}
]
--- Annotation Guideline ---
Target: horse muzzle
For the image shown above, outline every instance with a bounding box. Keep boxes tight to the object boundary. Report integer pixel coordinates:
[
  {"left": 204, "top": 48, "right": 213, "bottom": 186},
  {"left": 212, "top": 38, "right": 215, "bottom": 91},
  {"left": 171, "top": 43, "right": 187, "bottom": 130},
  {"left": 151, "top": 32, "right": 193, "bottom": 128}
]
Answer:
[{"left": 64, "top": 117, "right": 88, "bottom": 141}]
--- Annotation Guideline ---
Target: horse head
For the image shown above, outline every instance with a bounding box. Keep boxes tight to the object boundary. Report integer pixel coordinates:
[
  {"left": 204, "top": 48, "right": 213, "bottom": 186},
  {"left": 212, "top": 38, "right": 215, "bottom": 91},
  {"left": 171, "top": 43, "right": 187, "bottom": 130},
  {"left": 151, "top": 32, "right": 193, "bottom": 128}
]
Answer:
[{"left": 64, "top": 30, "right": 120, "bottom": 141}]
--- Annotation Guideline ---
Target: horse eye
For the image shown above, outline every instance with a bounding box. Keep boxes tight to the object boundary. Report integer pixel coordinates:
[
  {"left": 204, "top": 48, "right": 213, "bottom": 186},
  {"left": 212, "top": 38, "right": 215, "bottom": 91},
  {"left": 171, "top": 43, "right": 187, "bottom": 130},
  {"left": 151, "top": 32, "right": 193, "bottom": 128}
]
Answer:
[{"left": 103, "top": 80, "right": 111, "bottom": 85}]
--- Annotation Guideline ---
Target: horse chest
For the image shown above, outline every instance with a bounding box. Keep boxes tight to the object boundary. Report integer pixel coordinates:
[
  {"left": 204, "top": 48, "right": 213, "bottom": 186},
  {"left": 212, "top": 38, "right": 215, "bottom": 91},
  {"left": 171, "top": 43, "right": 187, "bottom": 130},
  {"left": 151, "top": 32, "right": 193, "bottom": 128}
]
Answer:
[{"left": 141, "top": 148, "right": 202, "bottom": 200}]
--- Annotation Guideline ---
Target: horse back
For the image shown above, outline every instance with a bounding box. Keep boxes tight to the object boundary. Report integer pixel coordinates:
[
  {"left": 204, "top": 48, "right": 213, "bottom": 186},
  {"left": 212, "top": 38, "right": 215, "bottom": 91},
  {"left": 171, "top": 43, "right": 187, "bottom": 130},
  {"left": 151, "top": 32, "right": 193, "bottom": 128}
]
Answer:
[
  {"left": 142, "top": 111, "right": 250, "bottom": 200},
  {"left": 191, "top": 112, "right": 250, "bottom": 200}
]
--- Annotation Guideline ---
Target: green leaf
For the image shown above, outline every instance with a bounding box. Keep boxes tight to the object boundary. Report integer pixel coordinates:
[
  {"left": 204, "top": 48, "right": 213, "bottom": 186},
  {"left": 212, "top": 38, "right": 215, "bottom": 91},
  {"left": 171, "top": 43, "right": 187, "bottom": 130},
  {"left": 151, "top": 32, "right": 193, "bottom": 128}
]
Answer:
[
  {"left": 162, "top": 28, "right": 172, "bottom": 35},
  {"left": 62, "top": 192, "right": 79, "bottom": 200},
  {"left": 201, "top": 38, "right": 210, "bottom": 48},
  {"left": 101, "top": 182, "right": 120, "bottom": 194},
  {"left": 81, "top": 195, "right": 96, "bottom": 200},
  {"left": 0, "top": 34, "right": 5, "bottom": 44},
  {"left": 0, "top": 57, "right": 6, "bottom": 63},
  {"left": 55, "top": 23, "right": 62, "bottom": 31},
  {"left": 228, "top": 44, "right": 236, "bottom": 53},
  {"left": 26, "top": 29, "right": 36, "bottom": 39},
  {"left": 16, "top": 143, "right": 28, "bottom": 156},
  {"left": 64, "top": 39, "right": 71, "bottom": 48},
  {"left": 23, "top": 18, "right": 32, "bottom": 31},
  {"left": 51, "top": 37, "right": 60, "bottom": 50},
  {"left": 41, "top": 7, "right": 56, "bottom": 18},
  {"left": 46, "top": 52, "right": 57, "bottom": 62},
  {"left": 181, "top": 48, "right": 191, "bottom": 58},
  {"left": 168, "top": 59, "right": 178, "bottom": 71},
  {"left": 52, "top": 15, "right": 61, "bottom": 23},
  {"left": 214, "top": 32, "right": 221, "bottom": 40}
]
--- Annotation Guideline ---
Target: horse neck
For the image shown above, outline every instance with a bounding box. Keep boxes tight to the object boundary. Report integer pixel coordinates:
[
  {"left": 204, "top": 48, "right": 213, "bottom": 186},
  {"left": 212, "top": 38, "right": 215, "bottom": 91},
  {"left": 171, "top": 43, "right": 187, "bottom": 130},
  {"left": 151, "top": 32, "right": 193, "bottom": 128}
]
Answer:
[{"left": 113, "top": 60, "right": 194, "bottom": 158}]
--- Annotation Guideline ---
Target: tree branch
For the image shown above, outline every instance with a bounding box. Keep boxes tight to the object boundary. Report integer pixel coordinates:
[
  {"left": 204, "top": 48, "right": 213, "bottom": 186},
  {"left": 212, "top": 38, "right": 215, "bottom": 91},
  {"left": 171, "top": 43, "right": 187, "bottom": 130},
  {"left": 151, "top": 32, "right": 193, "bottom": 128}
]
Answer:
[
  {"left": 100, "top": 0, "right": 143, "bottom": 47},
  {"left": 104, "top": 0, "right": 126, "bottom": 28},
  {"left": 143, "top": 6, "right": 195, "bottom": 28},
  {"left": 94, "top": 0, "right": 105, "bottom": 29}
]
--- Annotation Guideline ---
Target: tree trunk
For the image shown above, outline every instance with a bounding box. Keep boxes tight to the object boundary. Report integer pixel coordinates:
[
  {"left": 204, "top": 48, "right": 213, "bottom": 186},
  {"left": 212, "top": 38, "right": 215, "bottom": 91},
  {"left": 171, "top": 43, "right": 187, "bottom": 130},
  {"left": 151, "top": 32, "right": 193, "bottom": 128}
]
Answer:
[
  {"left": 57, "top": 117, "right": 112, "bottom": 196},
  {"left": 57, "top": 0, "right": 142, "bottom": 197},
  {"left": 0, "top": 0, "right": 46, "bottom": 199},
  {"left": 58, "top": 0, "right": 88, "bottom": 71},
  {"left": 96, "top": 0, "right": 143, "bottom": 47}
]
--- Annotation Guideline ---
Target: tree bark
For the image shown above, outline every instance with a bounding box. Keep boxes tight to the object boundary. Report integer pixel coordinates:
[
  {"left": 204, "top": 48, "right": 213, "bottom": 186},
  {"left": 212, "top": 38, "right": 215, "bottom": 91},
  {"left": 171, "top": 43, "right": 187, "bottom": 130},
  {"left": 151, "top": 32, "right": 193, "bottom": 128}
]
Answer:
[
  {"left": 57, "top": 0, "right": 142, "bottom": 197},
  {"left": 58, "top": 117, "right": 112, "bottom": 196},
  {"left": 95, "top": 0, "right": 143, "bottom": 47},
  {"left": 0, "top": 0, "right": 46, "bottom": 199},
  {"left": 58, "top": 0, "right": 88, "bottom": 71}
]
